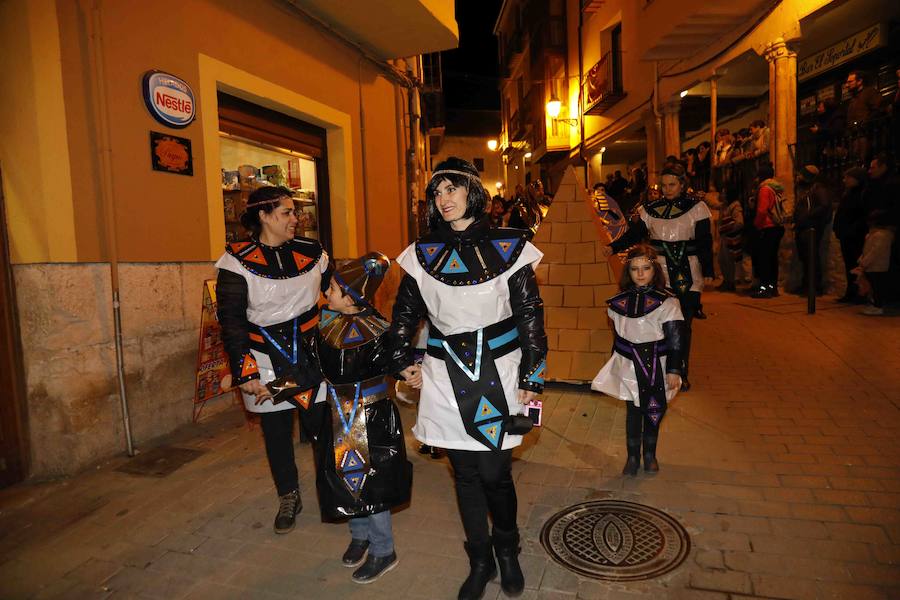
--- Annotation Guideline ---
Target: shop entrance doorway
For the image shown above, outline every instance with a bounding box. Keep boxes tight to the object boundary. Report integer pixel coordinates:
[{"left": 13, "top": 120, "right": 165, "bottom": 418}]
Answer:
[{"left": 0, "top": 167, "right": 28, "bottom": 486}]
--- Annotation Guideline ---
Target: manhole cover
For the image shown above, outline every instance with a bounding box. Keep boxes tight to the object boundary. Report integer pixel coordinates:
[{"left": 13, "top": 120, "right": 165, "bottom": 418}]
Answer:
[
  {"left": 115, "top": 446, "right": 206, "bottom": 477},
  {"left": 540, "top": 500, "right": 690, "bottom": 581}
]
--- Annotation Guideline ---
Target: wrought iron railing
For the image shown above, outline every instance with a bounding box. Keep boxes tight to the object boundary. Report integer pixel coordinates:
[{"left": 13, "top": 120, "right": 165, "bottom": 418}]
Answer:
[{"left": 795, "top": 114, "right": 896, "bottom": 180}]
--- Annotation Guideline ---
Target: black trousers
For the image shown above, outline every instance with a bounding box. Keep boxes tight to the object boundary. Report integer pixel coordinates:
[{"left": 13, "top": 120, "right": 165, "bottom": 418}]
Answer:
[
  {"left": 839, "top": 236, "right": 865, "bottom": 297},
  {"left": 796, "top": 227, "right": 825, "bottom": 292},
  {"left": 626, "top": 401, "right": 659, "bottom": 443},
  {"left": 259, "top": 403, "right": 324, "bottom": 497},
  {"left": 446, "top": 449, "right": 517, "bottom": 544},
  {"left": 676, "top": 290, "right": 701, "bottom": 378},
  {"left": 754, "top": 226, "right": 785, "bottom": 288}
]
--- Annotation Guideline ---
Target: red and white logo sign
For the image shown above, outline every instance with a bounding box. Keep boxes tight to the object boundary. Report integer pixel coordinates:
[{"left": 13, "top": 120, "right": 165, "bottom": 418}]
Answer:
[{"left": 142, "top": 71, "right": 195, "bottom": 129}]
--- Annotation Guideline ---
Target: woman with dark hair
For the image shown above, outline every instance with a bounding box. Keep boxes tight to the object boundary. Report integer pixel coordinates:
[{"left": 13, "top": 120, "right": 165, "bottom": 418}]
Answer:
[
  {"left": 834, "top": 167, "right": 868, "bottom": 302},
  {"left": 609, "top": 163, "right": 713, "bottom": 391},
  {"left": 507, "top": 179, "right": 547, "bottom": 238},
  {"left": 216, "top": 185, "right": 330, "bottom": 535},
  {"left": 389, "top": 157, "right": 547, "bottom": 599}
]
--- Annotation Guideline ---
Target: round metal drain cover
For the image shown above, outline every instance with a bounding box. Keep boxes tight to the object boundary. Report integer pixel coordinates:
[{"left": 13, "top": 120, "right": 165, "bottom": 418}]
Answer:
[{"left": 540, "top": 500, "right": 690, "bottom": 581}]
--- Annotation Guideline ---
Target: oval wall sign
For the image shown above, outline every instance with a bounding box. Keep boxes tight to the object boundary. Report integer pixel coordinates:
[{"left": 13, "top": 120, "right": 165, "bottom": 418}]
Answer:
[{"left": 142, "top": 71, "right": 195, "bottom": 129}]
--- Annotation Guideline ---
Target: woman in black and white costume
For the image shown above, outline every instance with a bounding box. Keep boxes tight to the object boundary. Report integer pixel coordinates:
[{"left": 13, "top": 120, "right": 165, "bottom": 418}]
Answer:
[
  {"left": 609, "top": 163, "right": 713, "bottom": 391},
  {"left": 389, "top": 157, "right": 547, "bottom": 600},
  {"left": 216, "top": 185, "right": 330, "bottom": 535}
]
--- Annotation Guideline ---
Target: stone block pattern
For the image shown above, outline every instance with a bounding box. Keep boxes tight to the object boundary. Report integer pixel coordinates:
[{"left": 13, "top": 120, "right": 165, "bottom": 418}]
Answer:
[
  {"left": 535, "top": 167, "right": 617, "bottom": 383},
  {"left": 14, "top": 262, "right": 224, "bottom": 478}
]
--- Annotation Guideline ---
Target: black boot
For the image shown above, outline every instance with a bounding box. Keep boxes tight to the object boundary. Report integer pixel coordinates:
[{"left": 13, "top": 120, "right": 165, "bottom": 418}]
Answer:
[
  {"left": 622, "top": 437, "right": 641, "bottom": 476},
  {"left": 493, "top": 528, "right": 524, "bottom": 596},
  {"left": 458, "top": 540, "right": 496, "bottom": 600},
  {"left": 643, "top": 433, "right": 659, "bottom": 473}
]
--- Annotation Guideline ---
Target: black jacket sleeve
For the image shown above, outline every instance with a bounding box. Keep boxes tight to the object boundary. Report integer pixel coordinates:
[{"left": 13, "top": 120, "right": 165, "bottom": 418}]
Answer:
[
  {"left": 508, "top": 265, "right": 547, "bottom": 393},
  {"left": 215, "top": 269, "right": 259, "bottom": 384},
  {"left": 609, "top": 214, "right": 649, "bottom": 253},
  {"left": 694, "top": 218, "right": 715, "bottom": 278},
  {"left": 387, "top": 274, "right": 428, "bottom": 376},
  {"left": 662, "top": 319, "right": 686, "bottom": 376}
]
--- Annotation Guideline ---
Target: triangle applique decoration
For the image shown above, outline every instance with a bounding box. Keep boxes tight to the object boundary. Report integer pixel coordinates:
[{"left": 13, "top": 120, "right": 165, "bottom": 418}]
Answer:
[
  {"left": 319, "top": 309, "right": 339, "bottom": 328},
  {"left": 440, "top": 249, "right": 469, "bottom": 274},
  {"left": 343, "top": 323, "right": 364, "bottom": 344},
  {"left": 491, "top": 238, "right": 520, "bottom": 262},
  {"left": 293, "top": 252, "right": 313, "bottom": 271},
  {"left": 477, "top": 422, "right": 502, "bottom": 448},
  {"left": 528, "top": 360, "right": 546, "bottom": 384},
  {"left": 229, "top": 241, "right": 252, "bottom": 254},
  {"left": 240, "top": 354, "right": 258, "bottom": 378},
  {"left": 292, "top": 389, "right": 312, "bottom": 410},
  {"left": 613, "top": 297, "right": 629, "bottom": 311},
  {"left": 243, "top": 247, "right": 268, "bottom": 266},
  {"left": 648, "top": 412, "right": 662, "bottom": 426},
  {"left": 644, "top": 295, "right": 662, "bottom": 312},
  {"left": 474, "top": 396, "right": 501, "bottom": 424},
  {"left": 648, "top": 397, "right": 660, "bottom": 409},
  {"left": 342, "top": 471, "right": 367, "bottom": 493},
  {"left": 418, "top": 242, "right": 445, "bottom": 266},
  {"left": 669, "top": 205, "right": 684, "bottom": 217},
  {"left": 341, "top": 449, "right": 365, "bottom": 471}
]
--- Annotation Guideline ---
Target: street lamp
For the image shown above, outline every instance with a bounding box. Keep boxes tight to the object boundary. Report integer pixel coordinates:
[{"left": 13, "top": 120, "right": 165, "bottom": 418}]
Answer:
[
  {"left": 487, "top": 139, "right": 498, "bottom": 151},
  {"left": 524, "top": 152, "right": 532, "bottom": 159}
]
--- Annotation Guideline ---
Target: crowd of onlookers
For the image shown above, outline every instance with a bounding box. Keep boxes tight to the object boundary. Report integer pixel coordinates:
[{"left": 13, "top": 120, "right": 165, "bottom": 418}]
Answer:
[{"left": 490, "top": 179, "right": 552, "bottom": 235}]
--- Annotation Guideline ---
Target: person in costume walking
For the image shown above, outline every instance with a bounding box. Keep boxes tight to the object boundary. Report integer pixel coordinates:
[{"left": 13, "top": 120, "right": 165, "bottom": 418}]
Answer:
[
  {"left": 216, "top": 186, "right": 329, "bottom": 534},
  {"left": 314, "top": 252, "right": 412, "bottom": 583},
  {"left": 609, "top": 163, "right": 712, "bottom": 391},
  {"left": 592, "top": 244, "right": 685, "bottom": 474},
  {"left": 389, "top": 157, "right": 547, "bottom": 600}
]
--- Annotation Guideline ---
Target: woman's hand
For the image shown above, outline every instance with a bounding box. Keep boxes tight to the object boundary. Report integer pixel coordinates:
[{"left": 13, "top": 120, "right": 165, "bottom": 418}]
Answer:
[
  {"left": 666, "top": 373, "right": 682, "bottom": 395},
  {"left": 240, "top": 380, "right": 272, "bottom": 405},
  {"left": 517, "top": 389, "right": 537, "bottom": 405},
  {"left": 400, "top": 365, "right": 423, "bottom": 389}
]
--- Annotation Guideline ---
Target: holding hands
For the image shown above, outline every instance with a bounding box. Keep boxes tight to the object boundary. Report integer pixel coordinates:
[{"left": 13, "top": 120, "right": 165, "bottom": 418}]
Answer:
[{"left": 400, "top": 364, "right": 423, "bottom": 389}]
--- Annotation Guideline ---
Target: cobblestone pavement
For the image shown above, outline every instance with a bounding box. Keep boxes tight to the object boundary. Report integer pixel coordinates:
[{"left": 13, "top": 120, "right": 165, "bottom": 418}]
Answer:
[{"left": 1, "top": 292, "right": 899, "bottom": 599}]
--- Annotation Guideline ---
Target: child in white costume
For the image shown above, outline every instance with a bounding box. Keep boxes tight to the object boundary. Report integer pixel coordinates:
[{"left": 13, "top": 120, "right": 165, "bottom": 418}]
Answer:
[{"left": 592, "top": 244, "right": 686, "bottom": 475}]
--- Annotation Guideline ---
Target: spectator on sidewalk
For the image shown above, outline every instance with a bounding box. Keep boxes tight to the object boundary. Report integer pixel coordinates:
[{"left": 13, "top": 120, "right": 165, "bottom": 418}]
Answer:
[
  {"left": 751, "top": 162, "right": 786, "bottom": 298},
  {"left": 747, "top": 119, "right": 771, "bottom": 164},
  {"left": 845, "top": 71, "right": 883, "bottom": 164},
  {"left": 716, "top": 184, "right": 745, "bottom": 292},
  {"left": 833, "top": 167, "right": 869, "bottom": 303},
  {"left": 854, "top": 209, "right": 896, "bottom": 316},
  {"left": 696, "top": 141, "right": 712, "bottom": 191},
  {"left": 792, "top": 165, "right": 835, "bottom": 295}
]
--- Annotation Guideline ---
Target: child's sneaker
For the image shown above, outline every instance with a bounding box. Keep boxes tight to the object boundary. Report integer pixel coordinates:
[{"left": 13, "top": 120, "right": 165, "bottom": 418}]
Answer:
[
  {"left": 342, "top": 539, "right": 369, "bottom": 568},
  {"left": 352, "top": 552, "right": 398, "bottom": 584},
  {"left": 861, "top": 305, "right": 885, "bottom": 316}
]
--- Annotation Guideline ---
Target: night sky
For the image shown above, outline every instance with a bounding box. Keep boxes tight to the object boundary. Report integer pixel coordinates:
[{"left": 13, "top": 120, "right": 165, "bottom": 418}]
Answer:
[{"left": 442, "top": 0, "right": 502, "bottom": 111}]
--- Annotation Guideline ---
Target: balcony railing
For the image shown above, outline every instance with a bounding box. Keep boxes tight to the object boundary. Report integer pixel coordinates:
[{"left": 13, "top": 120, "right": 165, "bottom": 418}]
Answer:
[
  {"left": 795, "top": 114, "right": 896, "bottom": 182},
  {"left": 583, "top": 51, "right": 625, "bottom": 116}
]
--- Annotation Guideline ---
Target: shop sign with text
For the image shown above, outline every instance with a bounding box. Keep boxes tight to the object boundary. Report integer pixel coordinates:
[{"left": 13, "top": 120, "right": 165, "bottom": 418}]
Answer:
[
  {"left": 142, "top": 71, "right": 196, "bottom": 128},
  {"left": 798, "top": 24, "right": 885, "bottom": 82}
]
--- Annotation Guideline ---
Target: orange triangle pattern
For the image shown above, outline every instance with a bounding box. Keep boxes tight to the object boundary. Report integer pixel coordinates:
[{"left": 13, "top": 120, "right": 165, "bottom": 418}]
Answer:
[
  {"left": 229, "top": 241, "right": 252, "bottom": 253},
  {"left": 244, "top": 248, "right": 268, "bottom": 266},
  {"left": 293, "top": 389, "right": 312, "bottom": 410},
  {"left": 240, "top": 353, "right": 258, "bottom": 378},
  {"left": 293, "top": 252, "right": 313, "bottom": 271}
]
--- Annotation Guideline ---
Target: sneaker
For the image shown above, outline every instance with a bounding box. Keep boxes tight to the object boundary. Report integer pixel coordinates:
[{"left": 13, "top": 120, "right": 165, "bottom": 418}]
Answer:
[
  {"left": 274, "top": 490, "right": 301, "bottom": 534},
  {"left": 342, "top": 539, "right": 369, "bottom": 568},
  {"left": 352, "top": 552, "right": 399, "bottom": 584},
  {"left": 861, "top": 305, "right": 885, "bottom": 316}
]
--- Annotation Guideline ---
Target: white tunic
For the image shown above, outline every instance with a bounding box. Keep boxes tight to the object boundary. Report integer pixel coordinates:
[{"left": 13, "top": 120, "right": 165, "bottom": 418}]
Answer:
[
  {"left": 215, "top": 250, "right": 329, "bottom": 413},
  {"left": 397, "top": 240, "right": 543, "bottom": 451},
  {"left": 591, "top": 297, "right": 683, "bottom": 406},
  {"left": 639, "top": 202, "right": 712, "bottom": 292}
]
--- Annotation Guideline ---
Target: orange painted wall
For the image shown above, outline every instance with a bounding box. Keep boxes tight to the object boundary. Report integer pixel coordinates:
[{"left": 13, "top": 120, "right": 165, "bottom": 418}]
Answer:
[{"left": 53, "top": 0, "right": 407, "bottom": 262}]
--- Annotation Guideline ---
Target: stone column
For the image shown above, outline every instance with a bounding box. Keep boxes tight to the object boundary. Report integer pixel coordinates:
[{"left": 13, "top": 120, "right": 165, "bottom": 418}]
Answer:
[
  {"left": 765, "top": 38, "right": 798, "bottom": 196},
  {"left": 709, "top": 76, "right": 719, "bottom": 192},
  {"left": 662, "top": 100, "right": 681, "bottom": 159}
]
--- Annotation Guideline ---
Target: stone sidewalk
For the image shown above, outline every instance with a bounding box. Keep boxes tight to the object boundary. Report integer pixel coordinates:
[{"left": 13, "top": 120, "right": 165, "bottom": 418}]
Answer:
[{"left": 1, "top": 292, "right": 899, "bottom": 600}]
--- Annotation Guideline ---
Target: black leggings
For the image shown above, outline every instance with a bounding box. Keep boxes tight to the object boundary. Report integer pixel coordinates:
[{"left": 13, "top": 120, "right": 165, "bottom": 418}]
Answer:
[
  {"left": 754, "top": 227, "right": 785, "bottom": 288},
  {"left": 259, "top": 404, "right": 324, "bottom": 496},
  {"left": 677, "top": 291, "right": 701, "bottom": 378},
  {"left": 446, "top": 449, "right": 517, "bottom": 544},
  {"left": 626, "top": 402, "right": 659, "bottom": 442}
]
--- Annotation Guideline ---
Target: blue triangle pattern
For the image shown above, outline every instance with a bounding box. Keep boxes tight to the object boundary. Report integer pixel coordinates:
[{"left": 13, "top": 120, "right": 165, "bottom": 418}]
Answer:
[
  {"left": 418, "top": 242, "right": 445, "bottom": 266},
  {"left": 343, "top": 471, "right": 366, "bottom": 493},
  {"left": 343, "top": 323, "right": 364, "bottom": 344},
  {"left": 474, "top": 396, "right": 501, "bottom": 424},
  {"left": 440, "top": 248, "right": 469, "bottom": 274},
  {"left": 491, "top": 238, "right": 520, "bottom": 262},
  {"left": 528, "top": 359, "right": 546, "bottom": 384},
  {"left": 341, "top": 448, "right": 364, "bottom": 471},
  {"left": 319, "top": 309, "right": 339, "bottom": 328},
  {"left": 477, "top": 421, "right": 502, "bottom": 448}
]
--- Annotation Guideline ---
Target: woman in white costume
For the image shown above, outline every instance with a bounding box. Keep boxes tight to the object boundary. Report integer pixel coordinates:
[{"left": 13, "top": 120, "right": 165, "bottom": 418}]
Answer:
[
  {"left": 389, "top": 157, "right": 546, "bottom": 600},
  {"left": 592, "top": 244, "right": 686, "bottom": 475},
  {"left": 216, "top": 186, "right": 330, "bottom": 535}
]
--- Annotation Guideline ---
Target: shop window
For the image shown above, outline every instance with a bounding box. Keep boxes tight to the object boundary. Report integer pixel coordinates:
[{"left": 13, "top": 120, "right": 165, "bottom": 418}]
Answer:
[{"left": 217, "top": 92, "right": 331, "bottom": 250}]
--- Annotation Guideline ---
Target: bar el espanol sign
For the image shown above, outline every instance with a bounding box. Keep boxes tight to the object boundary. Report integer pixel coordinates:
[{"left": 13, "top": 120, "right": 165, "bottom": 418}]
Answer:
[{"left": 798, "top": 24, "right": 885, "bottom": 82}]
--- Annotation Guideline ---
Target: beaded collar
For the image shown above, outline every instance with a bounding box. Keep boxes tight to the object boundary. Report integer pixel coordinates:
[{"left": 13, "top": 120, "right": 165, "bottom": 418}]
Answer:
[
  {"left": 414, "top": 219, "right": 529, "bottom": 286},
  {"left": 225, "top": 236, "right": 322, "bottom": 279},
  {"left": 318, "top": 307, "right": 389, "bottom": 349},
  {"left": 607, "top": 286, "right": 673, "bottom": 318},
  {"left": 643, "top": 194, "right": 701, "bottom": 220}
]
